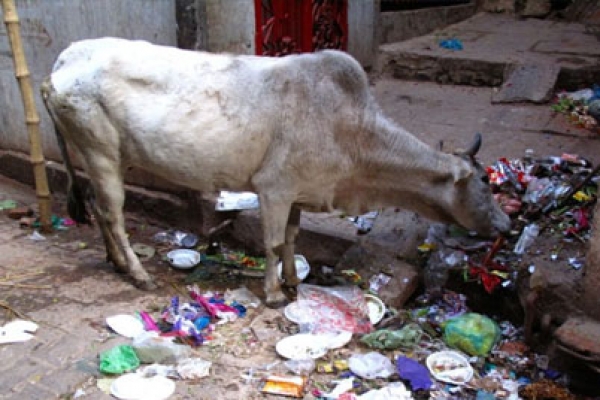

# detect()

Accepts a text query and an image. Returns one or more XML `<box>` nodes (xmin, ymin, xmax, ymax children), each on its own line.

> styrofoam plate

<box><xmin>166</xmin><ymin>249</ymin><xmax>201</xmax><ymax>269</ymax></box>
<box><xmin>426</xmin><ymin>350</ymin><xmax>473</xmax><ymax>385</ymax></box>
<box><xmin>364</xmin><ymin>294</ymin><xmax>386</xmax><ymax>325</ymax></box>
<box><xmin>276</xmin><ymin>334</ymin><xmax>328</xmax><ymax>360</ymax></box>
<box><xmin>110</xmin><ymin>373</ymin><xmax>175</xmax><ymax>400</ymax></box>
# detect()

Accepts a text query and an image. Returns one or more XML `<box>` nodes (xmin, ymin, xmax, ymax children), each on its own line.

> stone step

<box><xmin>377</xmin><ymin>12</ymin><xmax>600</xmax><ymax>91</ymax></box>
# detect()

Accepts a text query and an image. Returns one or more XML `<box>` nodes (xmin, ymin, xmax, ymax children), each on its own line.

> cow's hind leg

<box><xmin>259</xmin><ymin>193</ymin><xmax>293</xmax><ymax>308</ymax></box>
<box><xmin>83</xmin><ymin>155</ymin><xmax>156</xmax><ymax>290</ymax></box>
<box><xmin>281</xmin><ymin>205</ymin><xmax>302</xmax><ymax>288</ymax></box>
<box><xmin>89</xmin><ymin>193</ymin><xmax>128</xmax><ymax>272</ymax></box>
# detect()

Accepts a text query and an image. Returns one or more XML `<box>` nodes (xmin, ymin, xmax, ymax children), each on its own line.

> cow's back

<box><xmin>47</xmin><ymin>38</ymin><xmax>372</xmax><ymax>198</ymax></box>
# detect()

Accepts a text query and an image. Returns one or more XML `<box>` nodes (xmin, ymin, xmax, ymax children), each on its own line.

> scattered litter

<box><xmin>348</xmin><ymin>211</ymin><xmax>379</xmax><ymax>234</ymax></box>
<box><xmin>0</xmin><ymin>199</ymin><xmax>17</xmax><ymax>210</ymax></box>
<box><xmin>284</xmin><ymin>358</ymin><xmax>316</xmax><ymax>375</ymax></box>
<box><xmin>165</xmin><ymin>249</ymin><xmax>201</xmax><ymax>269</ymax></box>
<box><xmin>132</xmin><ymin>331</ymin><xmax>192</xmax><ymax>364</ymax></box>
<box><xmin>514</xmin><ymin>223</ymin><xmax>540</xmax><ymax>255</ymax></box>
<box><xmin>132</xmin><ymin>243</ymin><xmax>156</xmax><ymax>261</ymax></box>
<box><xmin>349</xmin><ymin>352</ymin><xmax>395</xmax><ymax>379</ymax></box>
<box><xmin>224</xmin><ymin>286</ymin><xmax>262</xmax><ymax>308</ymax></box>
<box><xmin>28</xmin><ymin>230</ymin><xmax>46</xmax><ymax>241</ymax></box>
<box><xmin>293</xmin><ymin>284</ymin><xmax>372</xmax><ymax>334</ymax></box>
<box><xmin>0</xmin><ymin>319</ymin><xmax>38</xmax><ymax>344</ymax></box>
<box><xmin>358</xmin><ymin>382</ymin><xmax>413</xmax><ymax>399</ymax></box>
<box><xmin>443</xmin><ymin>313</ymin><xmax>500</xmax><ymax>356</ymax></box>
<box><xmin>277</xmin><ymin>254</ymin><xmax>310</xmax><ymax>281</ymax></box>
<box><xmin>260</xmin><ymin>375</ymin><xmax>307</xmax><ymax>398</ymax></box>
<box><xmin>176</xmin><ymin>357</ymin><xmax>212</xmax><ymax>379</ymax></box>
<box><xmin>275</xmin><ymin>333</ymin><xmax>329</xmax><ymax>359</ymax></box>
<box><xmin>364</xmin><ymin>294</ymin><xmax>385</xmax><ymax>325</ymax></box>
<box><xmin>439</xmin><ymin>38</ymin><xmax>463</xmax><ymax>50</ymax></box>
<box><xmin>321</xmin><ymin>376</ymin><xmax>354</xmax><ymax>399</ymax></box>
<box><xmin>215</xmin><ymin>191</ymin><xmax>259</xmax><ymax>211</ymax></box>
<box><xmin>110</xmin><ymin>373</ymin><xmax>175</xmax><ymax>400</ymax></box>
<box><xmin>360</xmin><ymin>323</ymin><xmax>423</xmax><ymax>350</ymax></box>
<box><xmin>153</xmin><ymin>230</ymin><xmax>197</xmax><ymax>247</ymax></box>
<box><xmin>396</xmin><ymin>356</ymin><xmax>433</xmax><ymax>391</ymax></box>
<box><xmin>426</xmin><ymin>350</ymin><xmax>474</xmax><ymax>385</ymax></box>
<box><xmin>106</xmin><ymin>314</ymin><xmax>145</xmax><ymax>338</ymax></box>
<box><xmin>99</xmin><ymin>345</ymin><xmax>140</xmax><ymax>374</ymax></box>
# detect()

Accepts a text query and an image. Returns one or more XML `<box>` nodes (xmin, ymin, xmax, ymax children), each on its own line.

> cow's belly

<box><xmin>117</xmin><ymin>95</ymin><xmax>272</xmax><ymax>193</ymax></box>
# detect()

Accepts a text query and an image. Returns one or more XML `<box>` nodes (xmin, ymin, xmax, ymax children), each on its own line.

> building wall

<box><xmin>0</xmin><ymin>0</ymin><xmax>176</xmax><ymax>161</ymax></box>
<box><xmin>202</xmin><ymin>0</ymin><xmax>255</xmax><ymax>54</ymax></box>
<box><xmin>348</xmin><ymin>0</ymin><xmax>378</xmax><ymax>70</ymax></box>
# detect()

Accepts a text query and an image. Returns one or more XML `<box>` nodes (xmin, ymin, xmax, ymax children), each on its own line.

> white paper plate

<box><xmin>110</xmin><ymin>373</ymin><xmax>175</xmax><ymax>400</ymax></box>
<box><xmin>275</xmin><ymin>333</ymin><xmax>328</xmax><ymax>360</ymax></box>
<box><xmin>283</xmin><ymin>301</ymin><xmax>314</xmax><ymax>324</ymax></box>
<box><xmin>166</xmin><ymin>249</ymin><xmax>201</xmax><ymax>269</ymax></box>
<box><xmin>106</xmin><ymin>314</ymin><xmax>145</xmax><ymax>338</ymax></box>
<box><xmin>364</xmin><ymin>294</ymin><xmax>386</xmax><ymax>325</ymax></box>
<box><xmin>426</xmin><ymin>350</ymin><xmax>473</xmax><ymax>385</ymax></box>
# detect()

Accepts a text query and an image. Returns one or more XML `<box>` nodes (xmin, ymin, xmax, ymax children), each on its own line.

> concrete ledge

<box><xmin>0</xmin><ymin>150</ymin><xmax>355</xmax><ymax>264</ymax></box>
<box><xmin>379</xmin><ymin>3</ymin><xmax>477</xmax><ymax>44</ymax></box>
<box><xmin>378</xmin><ymin>13</ymin><xmax>600</xmax><ymax>90</ymax></box>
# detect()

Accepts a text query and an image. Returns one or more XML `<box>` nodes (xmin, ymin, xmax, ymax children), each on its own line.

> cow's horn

<box><xmin>464</xmin><ymin>133</ymin><xmax>482</xmax><ymax>157</ymax></box>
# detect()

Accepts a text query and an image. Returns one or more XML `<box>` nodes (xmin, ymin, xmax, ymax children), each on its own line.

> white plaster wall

<box><xmin>0</xmin><ymin>0</ymin><xmax>176</xmax><ymax>161</ymax></box>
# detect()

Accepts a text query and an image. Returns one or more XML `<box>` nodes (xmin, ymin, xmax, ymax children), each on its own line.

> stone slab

<box><xmin>492</xmin><ymin>64</ymin><xmax>561</xmax><ymax>104</ymax></box>
<box><xmin>335</xmin><ymin>241</ymin><xmax>420</xmax><ymax>310</ymax></box>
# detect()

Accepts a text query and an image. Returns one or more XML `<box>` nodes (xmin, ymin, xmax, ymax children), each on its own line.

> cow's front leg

<box><xmin>259</xmin><ymin>193</ymin><xmax>292</xmax><ymax>308</ymax></box>
<box><xmin>281</xmin><ymin>205</ymin><xmax>302</xmax><ymax>288</ymax></box>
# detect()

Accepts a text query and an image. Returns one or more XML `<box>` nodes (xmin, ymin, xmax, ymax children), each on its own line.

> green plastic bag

<box><xmin>99</xmin><ymin>345</ymin><xmax>140</xmax><ymax>374</ymax></box>
<box><xmin>443</xmin><ymin>313</ymin><xmax>500</xmax><ymax>356</ymax></box>
<box><xmin>360</xmin><ymin>324</ymin><xmax>423</xmax><ymax>350</ymax></box>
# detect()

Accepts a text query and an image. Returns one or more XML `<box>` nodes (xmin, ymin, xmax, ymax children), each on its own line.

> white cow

<box><xmin>42</xmin><ymin>38</ymin><xmax>510</xmax><ymax>307</ymax></box>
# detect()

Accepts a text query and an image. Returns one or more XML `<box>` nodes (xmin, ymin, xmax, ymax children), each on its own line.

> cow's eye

<box><xmin>481</xmin><ymin>175</ymin><xmax>490</xmax><ymax>184</ymax></box>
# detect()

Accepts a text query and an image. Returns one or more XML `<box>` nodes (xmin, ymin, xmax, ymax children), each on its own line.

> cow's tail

<box><xmin>40</xmin><ymin>77</ymin><xmax>91</xmax><ymax>225</ymax></box>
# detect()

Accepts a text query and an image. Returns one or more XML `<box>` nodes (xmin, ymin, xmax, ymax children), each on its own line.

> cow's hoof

<box><xmin>265</xmin><ymin>292</ymin><xmax>289</xmax><ymax>309</ymax></box>
<box><xmin>135</xmin><ymin>278</ymin><xmax>158</xmax><ymax>291</ymax></box>
<box><xmin>282</xmin><ymin>276</ymin><xmax>301</xmax><ymax>288</ymax></box>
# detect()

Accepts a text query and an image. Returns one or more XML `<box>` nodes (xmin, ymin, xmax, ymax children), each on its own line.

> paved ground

<box><xmin>1</xmin><ymin>12</ymin><xmax>600</xmax><ymax>400</ymax></box>
<box><xmin>379</xmin><ymin>12</ymin><xmax>600</xmax><ymax>88</ymax></box>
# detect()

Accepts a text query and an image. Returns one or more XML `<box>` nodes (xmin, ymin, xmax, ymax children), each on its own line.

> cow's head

<box><xmin>446</xmin><ymin>133</ymin><xmax>511</xmax><ymax>237</ymax></box>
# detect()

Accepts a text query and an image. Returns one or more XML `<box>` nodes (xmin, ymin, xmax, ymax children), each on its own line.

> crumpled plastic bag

<box><xmin>396</xmin><ymin>356</ymin><xmax>432</xmax><ymax>391</ymax></box>
<box><xmin>359</xmin><ymin>382</ymin><xmax>413</xmax><ymax>399</ymax></box>
<box><xmin>295</xmin><ymin>284</ymin><xmax>372</xmax><ymax>334</ymax></box>
<box><xmin>348</xmin><ymin>352</ymin><xmax>395</xmax><ymax>379</ymax></box>
<box><xmin>99</xmin><ymin>345</ymin><xmax>140</xmax><ymax>374</ymax></box>
<box><xmin>443</xmin><ymin>313</ymin><xmax>500</xmax><ymax>356</ymax></box>
<box><xmin>360</xmin><ymin>323</ymin><xmax>423</xmax><ymax>350</ymax></box>
<box><xmin>176</xmin><ymin>357</ymin><xmax>212</xmax><ymax>379</ymax></box>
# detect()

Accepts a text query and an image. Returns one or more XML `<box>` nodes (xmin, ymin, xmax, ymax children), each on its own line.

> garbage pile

<box><xmin>97</xmin><ymin>285</ymin><xmax>261</xmax><ymax>399</ymax></box>
<box><xmin>422</xmin><ymin>150</ymin><xmax>598</xmax><ymax>296</ymax></box>
<box><xmin>551</xmin><ymin>86</ymin><xmax>600</xmax><ymax>130</ymax></box>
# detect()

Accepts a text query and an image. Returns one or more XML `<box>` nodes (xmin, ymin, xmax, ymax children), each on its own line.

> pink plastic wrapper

<box><xmin>295</xmin><ymin>284</ymin><xmax>372</xmax><ymax>334</ymax></box>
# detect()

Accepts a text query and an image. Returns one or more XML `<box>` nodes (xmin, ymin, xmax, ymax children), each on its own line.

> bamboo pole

<box><xmin>2</xmin><ymin>0</ymin><xmax>52</xmax><ymax>232</ymax></box>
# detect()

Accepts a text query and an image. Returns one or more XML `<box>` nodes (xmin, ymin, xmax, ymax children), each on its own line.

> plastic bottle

<box><xmin>514</xmin><ymin>223</ymin><xmax>540</xmax><ymax>255</ymax></box>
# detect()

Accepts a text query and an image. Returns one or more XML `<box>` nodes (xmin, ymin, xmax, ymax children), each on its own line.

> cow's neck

<box><xmin>337</xmin><ymin>114</ymin><xmax>460</xmax><ymax>219</ymax></box>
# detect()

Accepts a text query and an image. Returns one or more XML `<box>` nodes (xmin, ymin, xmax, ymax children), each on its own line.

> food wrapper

<box><xmin>261</xmin><ymin>375</ymin><xmax>307</xmax><ymax>398</ymax></box>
